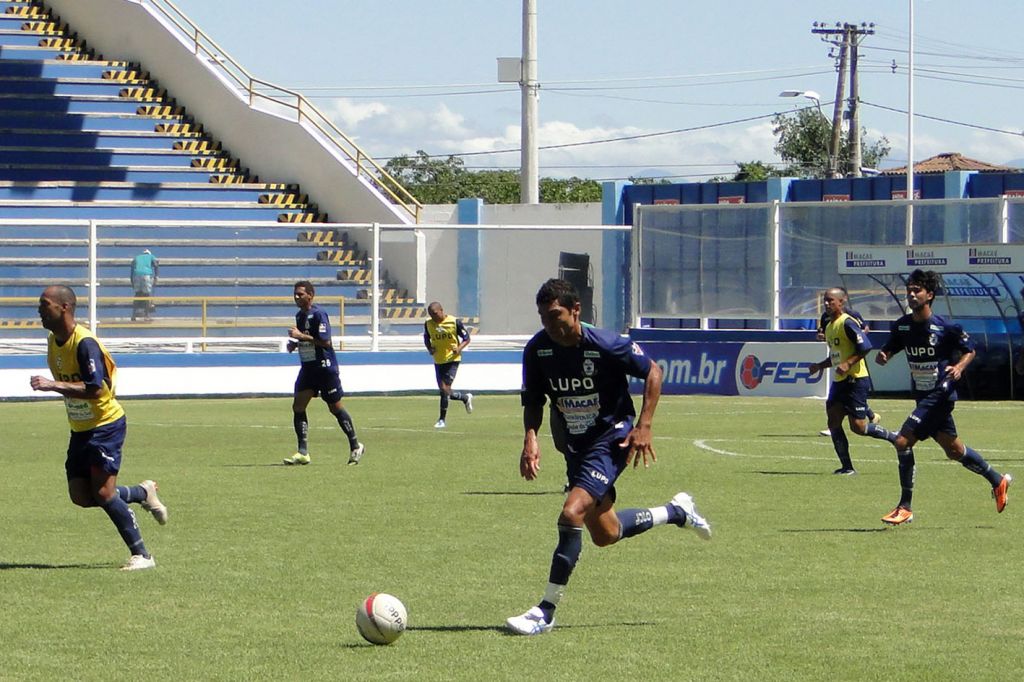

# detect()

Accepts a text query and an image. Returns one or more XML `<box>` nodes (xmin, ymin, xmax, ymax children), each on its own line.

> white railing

<box><xmin>142</xmin><ymin>0</ymin><xmax>423</xmax><ymax>222</ymax></box>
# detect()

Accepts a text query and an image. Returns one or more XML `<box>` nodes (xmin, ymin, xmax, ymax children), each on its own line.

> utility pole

<box><xmin>520</xmin><ymin>0</ymin><xmax>539</xmax><ymax>204</ymax></box>
<box><xmin>812</xmin><ymin>22</ymin><xmax>875</xmax><ymax>178</ymax></box>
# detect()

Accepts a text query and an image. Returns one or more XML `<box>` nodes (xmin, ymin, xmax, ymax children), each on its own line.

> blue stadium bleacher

<box><xmin>0</xmin><ymin>0</ymin><xmax>425</xmax><ymax>339</ymax></box>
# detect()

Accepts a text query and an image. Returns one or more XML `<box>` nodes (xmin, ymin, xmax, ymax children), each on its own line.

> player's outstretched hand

<box><xmin>621</xmin><ymin>425</ymin><xmax>656</xmax><ymax>469</ymax></box>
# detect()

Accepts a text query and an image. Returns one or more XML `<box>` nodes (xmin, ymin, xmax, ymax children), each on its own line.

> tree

<box><xmin>383</xmin><ymin>150</ymin><xmax>602</xmax><ymax>204</ymax></box>
<box><xmin>770</xmin><ymin>108</ymin><xmax>890</xmax><ymax>179</ymax></box>
<box><xmin>730</xmin><ymin>161</ymin><xmax>786</xmax><ymax>182</ymax></box>
<box><xmin>539</xmin><ymin>176</ymin><xmax>601</xmax><ymax>203</ymax></box>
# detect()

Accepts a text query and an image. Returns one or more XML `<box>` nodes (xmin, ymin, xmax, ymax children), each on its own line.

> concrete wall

<box><xmin>414</xmin><ymin>202</ymin><xmax>607</xmax><ymax>333</ymax></box>
<box><xmin>46</xmin><ymin>0</ymin><xmax>411</xmax><ymax>237</ymax></box>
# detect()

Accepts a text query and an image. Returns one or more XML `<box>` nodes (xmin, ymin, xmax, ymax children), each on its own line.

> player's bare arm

<box><xmin>521</xmin><ymin>403</ymin><xmax>544</xmax><ymax>480</ymax></box>
<box><xmin>622</xmin><ymin>361</ymin><xmax>662</xmax><ymax>468</ymax></box>
<box><xmin>945</xmin><ymin>349</ymin><xmax>975</xmax><ymax>381</ymax></box>
<box><xmin>288</xmin><ymin>326</ymin><xmax>331</xmax><ymax>349</ymax></box>
<box><xmin>29</xmin><ymin>375</ymin><xmax>99</xmax><ymax>399</ymax></box>
<box><xmin>835</xmin><ymin>353</ymin><xmax>865</xmax><ymax>377</ymax></box>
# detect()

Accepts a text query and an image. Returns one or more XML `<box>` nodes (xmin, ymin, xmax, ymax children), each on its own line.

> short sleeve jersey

<box><xmin>424</xmin><ymin>315</ymin><xmax>469</xmax><ymax>364</ymax></box>
<box><xmin>295</xmin><ymin>304</ymin><xmax>338</xmax><ymax>371</ymax></box>
<box><xmin>47</xmin><ymin>324</ymin><xmax>125</xmax><ymax>432</ymax></box>
<box><xmin>521</xmin><ymin>326</ymin><xmax>652</xmax><ymax>449</ymax></box>
<box><xmin>881</xmin><ymin>313</ymin><xmax>973</xmax><ymax>400</ymax></box>
<box><xmin>825</xmin><ymin>312</ymin><xmax>872</xmax><ymax>382</ymax></box>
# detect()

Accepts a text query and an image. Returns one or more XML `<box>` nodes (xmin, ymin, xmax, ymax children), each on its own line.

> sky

<box><xmin>168</xmin><ymin>0</ymin><xmax>1024</xmax><ymax>183</ymax></box>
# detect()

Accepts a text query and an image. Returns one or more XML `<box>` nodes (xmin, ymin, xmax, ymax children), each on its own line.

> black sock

<box><xmin>293</xmin><ymin>411</ymin><xmax>308</xmax><ymax>454</ymax></box>
<box><xmin>897</xmin><ymin>449</ymin><xmax>915</xmax><ymax>508</ymax></box>
<box><xmin>866</xmin><ymin>423</ymin><xmax>897</xmax><ymax>444</ymax></box>
<box><xmin>101</xmin><ymin>496</ymin><xmax>148</xmax><ymax>557</ymax></box>
<box><xmin>335</xmin><ymin>408</ymin><xmax>359</xmax><ymax>450</ymax></box>
<box><xmin>960</xmin><ymin>446</ymin><xmax>1003</xmax><ymax>487</ymax></box>
<box><xmin>439</xmin><ymin>392</ymin><xmax>448</xmax><ymax>421</ymax></box>
<box><xmin>831</xmin><ymin>429</ymin><xmax>853</xmax><ymax>470</ymax></box>
<box><xmin>450</xmin><ymin>391</ymin><xmax>464</xmax><ymax>402</ymax></box>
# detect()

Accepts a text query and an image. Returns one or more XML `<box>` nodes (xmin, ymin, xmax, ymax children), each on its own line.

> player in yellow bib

<box><xmin>423</xmin><ymin>302</ymin><xmax>473</xmax><ymax>428</ymax></box>
<box><xmin>30</xmin><ymin>285</ymin><xmax>168</xmax><ymax>571</ymax></box>
<box><xmin>810</xmin><ymin>287</ymin><xmax>896</xmax><ymax>474</ymax></box>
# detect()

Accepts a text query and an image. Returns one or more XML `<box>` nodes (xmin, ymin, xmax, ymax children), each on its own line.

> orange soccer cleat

<box><xmin>881</xmin><ymin>506</ymin><xmax>914</xmax><ymax>526</ymax></box>
<box><xmin>993</xmin><ymin>474</ymin><xmax>1012</xmax><ymax>513</ymax></box>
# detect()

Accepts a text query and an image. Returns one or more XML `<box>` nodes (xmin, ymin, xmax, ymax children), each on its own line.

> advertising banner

<box><xmin>734</xmin><ymin>342</ymin><xmax>829</xmax><ymax>398</ymax></box>
<box><xmin>637</xmin><ymin>341</ymin><xmax>827</xmax><ymax>398</ymax></box>
<box><xmin>838</xmin><ymin>244</ymin><xmax>1024</xmax><ymax>275</ymax></box>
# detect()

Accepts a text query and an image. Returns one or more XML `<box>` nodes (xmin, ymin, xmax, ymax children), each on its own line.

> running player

<box><xmin>809</xmin><ymin>287</ymin><xmax>897</xmax><ymax>474</ymax></box>
<box><xmin>30</xmin><ymin>285</ymin><xmax>168</xmax><ymax>571</ymax></box>
<box><xmin>423</xmin><ymin>301</ymin><xmax>473</xmax><ymax>429</ymax></box>
<box><xmin>283</xmin><ymin>281</ymin><xmax>364</xmax><ymax>466</ymax></box>
<box><xmin>814</xmin><ymin>289</ymin><xmax>881</xmax><ymax>436</ymax></box>
<box><xmin>505</xmin><ymin>278</ymin><xmax>711</xmax><ymax>636</ymax></box>
<box><xmin>875</xmin><ymin>269</ymin><xmax>1011</xmax><ymax>525</ymax></box>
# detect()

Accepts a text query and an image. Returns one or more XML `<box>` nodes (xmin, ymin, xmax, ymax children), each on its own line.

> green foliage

<box><xmin>539</xmin><ymin>176</ymin><xmax>602</xmax><ymax>203</ymax></box>
<box><xmin>2</xmin><ymin>395</ymin><xmax>1021</xmax><ymax>680</ymax></box>
<box><xmin>384</xmin><ymin>151</ymin><xmax>600</xmax><ymax>204</ymax></box>
<box><xmin>731</xmin><ymin>160</ymin><xmax>787</xmax><ymax>182</ymax></box>
<box><xmin>772</xmin><ymin>108</ymin><xmax>891</xmax><ymax>179</ymax></box>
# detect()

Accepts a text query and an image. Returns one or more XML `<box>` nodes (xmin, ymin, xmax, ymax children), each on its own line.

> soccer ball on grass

<box><xmin>355</xmin><ymin>593</ymin><xmax>407</xmax><ymax>645</ymax></box>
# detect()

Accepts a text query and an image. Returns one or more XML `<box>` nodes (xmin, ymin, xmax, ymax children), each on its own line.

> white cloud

<box><xmin>326</xmin><ymin>99</ymin><xmax>389</xmax><ymax>128</ymax></box>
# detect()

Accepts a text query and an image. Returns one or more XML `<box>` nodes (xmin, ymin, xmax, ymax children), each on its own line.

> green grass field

<box><xmin>1</xmin><ymin>394</ymin><xmax>1021</xmax><ymax>681</ymax></box>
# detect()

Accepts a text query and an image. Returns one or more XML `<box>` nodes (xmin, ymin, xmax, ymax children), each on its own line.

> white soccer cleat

<box><xmin>434</xmin><ymin>419</ymin><xmax>446</xmax><ymax>429</ymax></box>
<box><xmin>120</xmin><ymin>554</ymin><xmax>156</xmax><ymax>571</ymax></box>
<box><xmin>139</xmin><ymin>479</ymin><xmax>168</xmax><ymax>525</ymax></box>
<box><xmin>818</xmin><ymin>428</ymin><xmax>832</xmax><ymax>437</ymax></box>
<box><xmin>348</xmin><ymin>443</ymin><xmax>365</xmax><ymax>465</ymax></box>
<box><xmin>670</xmin><ymin>492</ymin><xmax>712</xmax><ymax>540</ymax></box>
<box><xmin>464</xmin><ymin>393</ymin><xmax>474</xmax><ymax>414</ymax></box>
<box><xmin>505</xmin><ymin>606</ymin><xmax>554</xmax><ymax>636</ymax></box>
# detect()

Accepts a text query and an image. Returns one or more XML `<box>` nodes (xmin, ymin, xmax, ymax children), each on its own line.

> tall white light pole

<box><xmin>521</xmin><ymin>0</ymin><xmax>539</xmax><ymax>204</ymax></box>
<box><xmin>906</xmin><ymin>0</ymin><xmax>915</xmax><ymax>244</ymax></box>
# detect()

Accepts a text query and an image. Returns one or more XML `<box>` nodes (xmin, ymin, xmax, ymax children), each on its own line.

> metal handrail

<box><xmin>145</xmin><ymin>0</ymin><xmax>423</xmax><ymax>223</ymax></box>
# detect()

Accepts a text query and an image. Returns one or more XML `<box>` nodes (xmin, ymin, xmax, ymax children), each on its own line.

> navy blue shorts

<box><xmin>295</xmin><ymin>365</ymin><xmax>343</xmax><ymax>404</ymax></box>
<box><xmin>434</xmin><ymin>361</ymin><xmax>460</xmax><ymax>387</ymax></box>
<box><xmin>564</xmin><ymin>420</ymin><xmax>633</xmax><ymax>503</ymax></box>
<box><xmin>902</xmin><ymin>389</ymin><xmax>957</xmax><ymax>441</ymax></box>
<box><xmin>826</xmin><ymin>377</ymin><xmax>871</xmax><ymax>419</ymax></box>
<box><xmin>65</xmin><ymin>416</ymin><xmax>126</xmax><ymax>480</ymax></box>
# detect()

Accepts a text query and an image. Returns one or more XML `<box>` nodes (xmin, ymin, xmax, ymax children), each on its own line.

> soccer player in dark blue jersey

<box><xmin>809</xmin><ymin>287</ymin><xmax>897</xmax><ymax>475</ymax></box>
<box><xmin>505</xmin><ymin>279</ymin><xmax>712</xmax><ymax>636</ymax></box>
<box><xmin>283</xmin><ymin>281</ymin><xmax>364</xmax><ymax>466</ymax></box>
<box><xmin>875</xmin><ymin>270</ymin><xmax>1011</xmax><ymax>525</ymax></box>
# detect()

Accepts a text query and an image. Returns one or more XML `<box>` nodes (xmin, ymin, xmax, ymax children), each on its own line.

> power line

<box><xmin>861</xmin><ymin>100</ymin><xmax>1024</xmax><ymax>136</ymax></box>
<box><xmin>379</xmin><ymin>109</ymin><xmax>791</xmax><ymax>160</ymax></box>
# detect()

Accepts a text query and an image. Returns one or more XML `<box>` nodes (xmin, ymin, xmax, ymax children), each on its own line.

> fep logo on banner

<box><xmin>735</xmin><ymin>343</ymin><xmax>828</xmax><ymax>398</ymax></box>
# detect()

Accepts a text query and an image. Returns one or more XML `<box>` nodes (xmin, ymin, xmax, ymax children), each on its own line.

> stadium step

<box><xmin>0</xmin><ymin>130</ymin><xmax>218</xmax><ymax>150</ymax></box>
<box><xmin>0</xmin><ymin>181</ymin><xmax>300</xmax><ymax>203</ymax></box>
<box><xmin>0</xmin><ymin>0</ymin><xmax>417</xmax><ymax>340</ymax></box>
<box><xmin>0</xmin><ymin>201</ymin><xmax>316</xmax><ymax>220</ymax></box>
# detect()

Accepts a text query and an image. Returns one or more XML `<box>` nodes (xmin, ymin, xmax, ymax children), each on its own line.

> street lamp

<box><xmin>779</xmin><ymin>89</ymin><xmax>823</xmax><ymax>117</ymax></box>
<box><xmin>779</xmin><ymin>90</ymin><xmax>831</xmax><ymax>176</ymax></box>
